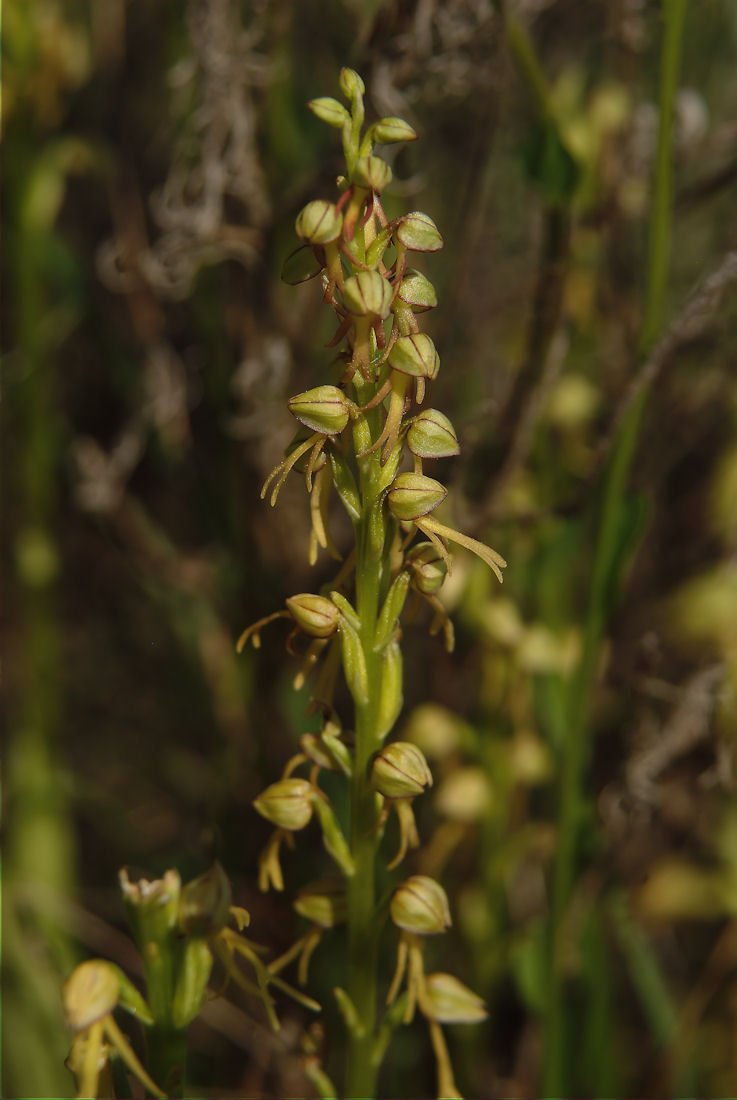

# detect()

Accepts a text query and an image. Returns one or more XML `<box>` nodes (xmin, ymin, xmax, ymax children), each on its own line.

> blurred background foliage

<box><xmin>3</xmin><ymin>1</ymin><xmax>737</xmax><ymax>1097</ymax></box>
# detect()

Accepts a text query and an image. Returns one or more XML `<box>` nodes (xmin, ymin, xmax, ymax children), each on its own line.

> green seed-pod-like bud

<box><xmin>339</xmin><ymin>67</ymin><xmax>365</xmax><ymax>98</ymax></box>
<box><xmin>286</xmin><ymin>593</ymin><xmax>341</xmax><ymax>638</ymax></box>
<box><xmin>387</xmin><ymin>473</ymin><xmax>447</xmax><ymax>521</ymax></box>
<box><xmin>342</xmin><ymin>270</ymin><xmax>393</xmax><ymax>319</ymax></box>
<box><xmin>294</xmin><ymin>877</ymin><xmax>348</xmax><ymax>928</ymax></box>
<box><xmin>288</xmin><ymin>385</ymin><xmax>352</xmax><ymax>436</ymax></box>
<box><xmin>395</xmin><ymin>211</ymin><xmax>444</xmax><ymax>252</ymax></box>
<box><xmin>308</xmin><ymin>96</ymin><xmax>351</xmax><ymax>128</ymax></box>
<box><xmin>178</xmin><ymin>862</ymin><xmax>232</xmax><ymax>937</ymax></box>
<box><xmin>407</xmin><ymin>409</ymin><xmax>460</xmax><ymax>460</ymax></box>
<box><xmin>63</xmin><ymin>960</ymin><xmax>120</xmax><ymax>1031</ymax></box>
<box><xmin>390</xmin><ymin>874</ymin><xmax>451</xmax><ymax>935</ymax></box>
<box><xmin>371</xmin><ymin>116</ymin><xmax>418</xmax><ymax>144</ymax></box>
<box><xmin>397</xmin><ymin>268</ymin><xmax>438</xmax><ymax>311</ymax></box>
<box><xmin>353</xmin><ymin>155</ymin><xmax>393</xmax><ymax>193</ymax></box>
<box><xmin>253</xmin><ymin>777</ymin><xmax>314</xmax><ymax>831</ymax></box>
<box><xmin>405</xmin><ymin>541</ymin><xmax>448</xmax><ymax>596</ymax></box>
<box><xmin>376</xmin><ymin>639</ymin><xmax>403</xmax><ymax>741</ymax></box>
<box><xmin>388</xmin><ymin>333</ymin><xmax>439</xmax><ymax>379</ymax></box>
<box><xmin>295</xmin><ymin>200</ymin><xmax>343</xmax><ymax>245</ymax></box>
<box><xmin>171</xmin><ymin>937</ymin><xmax>214</xmax><ymax>1028</ymax></box>
<box><xmin>371</xmin><ymin>741</ymin><xmax>432</xmax><ymax>799</ymax></box>
<box><xmin>422</xmin><ymin>972</ymin><xmax>488</xmax><ymax>1024</ymax></box>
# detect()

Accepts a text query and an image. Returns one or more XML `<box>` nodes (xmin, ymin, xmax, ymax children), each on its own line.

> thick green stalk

<box><xmin>543</xmin><ymin>2</ymin><xmax>688</xmax><ymax>1093</ymax></box>
<box><xmin>345</xmin><ymin>439</ymin><xmax>387</xmax><ymax>1099</ymax></box>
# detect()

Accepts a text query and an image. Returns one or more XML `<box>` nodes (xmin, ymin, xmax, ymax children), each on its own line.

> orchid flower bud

<box><xmin>387</xmin><ymin>473</ymin><xmax>447</xmax><ymax>521</ymax></box>
<box><xmin>390</xmin><ymin>874</ymin><xmax>451</xmax><ymax>935</ymax></box>
<box><xmin>397</xmin><ymin>268</ymin><xmax>438</xmax><ymax>311</ymax></box>
<box><xmin>288</xmin><ymin>386</ymin><xmax>353</xmax><ymax>435</ymax></box>
<box><xmin>371</xmin><ymin>741</ymin><xmax>433</xmax><ymax>799</ymax></box>
<box><xmin>339</xmin><ymin>67</ymin><xmax>365</xmax><ymax>98</ymax></box>
<box><xmin>295</xmin><ymin>200</ymin><xmax>343</xmax><ymax>245</ymax></box>
<box><xmin>63</xmin><ymin>960</ymin><xmax>120</xmax><ymax>1031</ymax></box>
<box><xmin>286</xmin><ymin>593</ymin><xmax>341</xmax><ymax>638</ymax></box>
<box><xmin>177</xmin><ymin>862</ymin><xmax>232</xmax><ymax>936</ymax></box>
<box><xmin>421</xmin><ymin>972</ymin><xmax>488</xmax><ymax>1024</ymax></box>
<box><xmin>308</xmin><ymin>96</ymin><xmax>350</xmax><ymax>129</ymax></box>
<box><xmin>294</xmin><ymin>877</ymin><xmax>348</xmax><ymax>928</ymax></box>
<box><xmin>407</xmin><ymin>409</ymin><xmax>460</xmax><ymax>459</ymax></box>
<box><xmin>371</xmin><ymin>117</ymin><xmax>417</xmax><ymax>144</ymax></box>
<box><xmin>353</xmin><ymin>155</ymin><xmax>392</xmax><ymax>193</ymax></box>
<box><xmin>253</xmin><ymin>778</ymin><xmax>314</xmax><ymax>831</ymax></box>
<box><xmin>405</xmin><ymin>542</ymin><xmax>448</xmax><ymax>595</ymax></box>
<box><xmin>342</xmin><ymin>270</ymin><xmax>393</xmax><ymax>319</ymax></box>
<box><xmin>394</xmin><ymin>211</ymin><xmax>444</xmax><ymax>252</ymax></box>
<box><xmin>388</xmin><ymin>333</ymin><xmax>439</xmax><ymax>379</ymax></box>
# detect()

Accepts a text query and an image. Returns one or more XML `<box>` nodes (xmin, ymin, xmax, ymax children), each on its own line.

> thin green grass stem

<box><xmin>543</xmin><ymin>2</ymin><xmax>688</xmax><ymax>1093</ymax></box>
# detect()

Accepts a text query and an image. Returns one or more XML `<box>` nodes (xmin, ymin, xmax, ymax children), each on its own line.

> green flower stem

<box><xmin>543</xmin><ymin>2</ymin><xmax>688</xmax><ymax>1093</ymax></box>
<box><xmin>345</xmin><ymin>432</ymin><xmax>389</xmax><ymax>1099</ymax></box>
<box><xmin>145</xmin><ymin>1025</ymin><xmax>187</xmax><ymax>1100</ymax></box>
